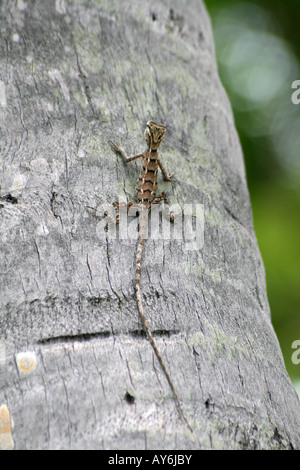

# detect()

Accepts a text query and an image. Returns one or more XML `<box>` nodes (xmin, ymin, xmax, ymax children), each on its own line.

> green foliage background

<box><xmin>205</xmin><ymin>0</ymin><xmax>300</xmax><ymax>391</ymax></box>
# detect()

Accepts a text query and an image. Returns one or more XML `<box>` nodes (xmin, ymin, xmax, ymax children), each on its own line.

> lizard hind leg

<box><xmin>151</xmin><ymin>191</ymin><xmax>176</xmax><ymax>223</ymax></box>
<box><xmin>152</xmin><ymin>192</ymin><xmax>195</xmax><ymax>226</ymax></box>
<box><xmin>112</xmin><ymin>201</ymin><xmax>134</xmax><ymax>224</ymax></box>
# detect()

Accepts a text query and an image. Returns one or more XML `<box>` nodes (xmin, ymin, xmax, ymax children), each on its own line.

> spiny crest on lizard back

<box><xmin>144</xmin><ymin>121</ymin><xmax>166</xmax><ymax>150</ymax></box>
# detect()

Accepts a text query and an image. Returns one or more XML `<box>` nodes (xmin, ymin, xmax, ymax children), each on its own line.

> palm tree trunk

<box><xmin>0</xmin><ymin>0</ymin><xmax>299</xmax><ymax>449</ymax></box>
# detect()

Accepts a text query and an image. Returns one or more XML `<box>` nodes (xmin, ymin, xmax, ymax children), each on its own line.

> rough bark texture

<box><xmin>0</xmin><ymin>0</ymin><xmax>299</xmax><ymax>450</ymax></box>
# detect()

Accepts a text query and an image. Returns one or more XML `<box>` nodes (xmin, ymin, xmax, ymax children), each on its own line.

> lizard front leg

<box><xmin>157</xmin><ymin>158</ymin><xmax>175</xmax><ymax>182</ymax></box>
<box><xmin>109</xmin><ymin>140</ymin><xmax>145</xmax><ymax>163</ymax></box>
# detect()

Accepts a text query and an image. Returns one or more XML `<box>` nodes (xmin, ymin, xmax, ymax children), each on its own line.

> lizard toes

<box><xmin>108</xmin><ymin>140</ymin><xmax>121</xmax><ymax>151</ymax></box>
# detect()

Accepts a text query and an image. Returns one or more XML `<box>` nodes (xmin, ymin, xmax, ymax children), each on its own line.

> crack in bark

<box><xmin>37</xmin><ymin>328</ymin><xmax>179</xmax><ymax>346</ymax></box>
<box><xmin>34</xmin><ymin>239</ymin><xmax>41</xmax><ymax>278</ymax></box>
<box><xmin>74</xmin><ymin>46</ymin><xmax>96</xmax><ymax>117</ymax></box>
<box><xmin>37</xmin><ymin>330</ymin><xmax>111</xmax><ymax>345</ymax></box>
<box><xmin>86</xmin><ymin>253</ymin><xmax>93</xmax><ymax>283</ymax></box>
<box><xmin>130</xmin><ymin>329</ymin><xmax>180</xmax><ymax>338</ymax></box>
<box><xmin>0</xmin><ymin>194</ymin><xmax>18</xmax><ymax>204</ymax></box>
<box><xmin>50</xmin><ymin>189</ymin><xmax>63</xmax><ymax>227</ymax></box>
<box><xmin>64</xmin><ymin>152</ymin><xmax>69</xmax><ymax>191</ymax></box>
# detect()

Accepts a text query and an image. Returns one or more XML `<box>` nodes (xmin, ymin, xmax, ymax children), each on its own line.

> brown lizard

<box><xmin>109</xmin><ymin>121</ymin><xmax>192</xmax><ymax>432</ymax></box>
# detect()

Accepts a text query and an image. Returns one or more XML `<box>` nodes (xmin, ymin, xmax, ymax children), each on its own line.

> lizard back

<box><xmin>136</xmin><ymin>149</ymin><xmax>159</xmax><ymax>207</ymax></box>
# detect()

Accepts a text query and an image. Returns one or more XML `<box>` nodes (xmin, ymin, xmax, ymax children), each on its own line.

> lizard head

<box><xmin>144</xmin><ymin>121</ymin><xmax>166</xmax><ymax>150</ymax></box>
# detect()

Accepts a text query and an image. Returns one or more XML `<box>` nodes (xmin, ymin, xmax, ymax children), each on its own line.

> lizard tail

<box><xmin>135</xmin><ymin>226</ymin><xmax>193</xmax><ymax>433</ymax></box>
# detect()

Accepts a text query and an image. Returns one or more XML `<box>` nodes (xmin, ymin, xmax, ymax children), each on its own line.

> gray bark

<box><xmin>0</xmin><ymin>0</ymin><xmax>299</xmax><ymax>450</ymax></box>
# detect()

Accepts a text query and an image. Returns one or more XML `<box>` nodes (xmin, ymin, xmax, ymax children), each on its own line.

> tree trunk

<box><xmin>0</xmin><ymin>0</ymin><xmax>299</xmax><ymax>450</ymax></box>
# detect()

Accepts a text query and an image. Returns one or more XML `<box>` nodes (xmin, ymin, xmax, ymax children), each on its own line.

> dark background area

<box><xmin>204</xmin><ymin>0</ymin><xmax>300</xmax><ymax>392</ymax></box>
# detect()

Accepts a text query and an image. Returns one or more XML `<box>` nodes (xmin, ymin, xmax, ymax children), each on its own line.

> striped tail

<box><xmin>135</xmin><ymin>213</ymin><xmax>193</xmax><ymax>433</ymax></box>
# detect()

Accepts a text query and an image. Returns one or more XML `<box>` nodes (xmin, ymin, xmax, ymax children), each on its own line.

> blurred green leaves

<box><xmin>205</xmin><ymin>0</ymin><xmax>300</xmax><ymax>385</ymax></box>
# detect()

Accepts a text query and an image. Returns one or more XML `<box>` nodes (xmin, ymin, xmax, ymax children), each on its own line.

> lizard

<box><xmin>109</xmin><ymin>121</ymin><xmax>192</xmax><ymax>433</ymax></box>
